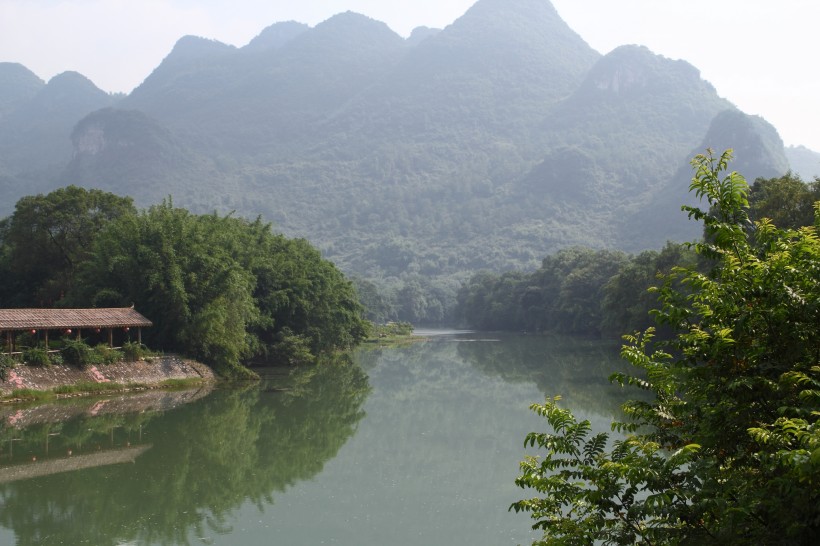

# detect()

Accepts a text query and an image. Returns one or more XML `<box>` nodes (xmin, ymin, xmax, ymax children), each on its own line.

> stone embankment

<box><xmin>0</xmin><ymin>355</ymin><xmax>215</xmax><ymax>397</ymax></box>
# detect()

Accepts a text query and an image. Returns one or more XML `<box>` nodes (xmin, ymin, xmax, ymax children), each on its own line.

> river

<box><xmin>0</xmin><ymin>331</ymin><xmax>631</xmax><ymax>545</ymax></box>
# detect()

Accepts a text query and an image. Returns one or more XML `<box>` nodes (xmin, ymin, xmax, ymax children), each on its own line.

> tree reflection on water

<box><xmin>0</xmin><ymin>356</ymin><xmax>370</xmax><ymax>546</ymax></box>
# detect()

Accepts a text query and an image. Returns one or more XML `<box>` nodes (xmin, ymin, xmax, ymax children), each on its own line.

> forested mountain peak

<box><xmin>164</xmin><ymin>35</ymin><xmax>236</xmax><ymax>63</ymax></box>
<box><xmin>0</xmin><ymin>62</ymin><xmax>44</xmax><ymax>118</ymax></box>
<box><xmin>0</xmin><ymin>70</ymin><xmax>113</xmax><ymax>175</ymax></box>
<box><xmin>340</xmin><ymin>0</ymin><xmax>598</xmax><ymax>142</ymax></box>
<box><xmin>544</xmin><ymin>43</ymin><xmax>732</xmax><ymax>161</ymax></box>
<box><xmin>422</xmin><ymin>0</ymin><xmax>598</xmax><ymax>78</ymax></box>
<box><xmin>125</xmin><ymin>36</ymin><xmax>236</xmax><ymax>115</ymax></box>
<box><xmin>630</xmin><ymin>109</ymin><xmax>790</xmax><ymax>249</ymax></box>
<box><xmin>578</xmin><ymin>45</ymin><xmax>708</xmax><ymax>97</ymax></box>
<box><xmin>243</xmin><ymin>21</ymin><xmax>310</xmax><ymax>52</ymax></box>
<box><xmin>282</xmin><ymin>11</ymin><xmax>405</xmax><ymax>58</ymax></box>
<box><xmin>699</xmin><ymin>109</ymin><xmax>789</xmax><ymax>179</ymax></box>
<box><xmin>457</xmin><ymin>0</ymin><xmax>565</xmax><ymax>27</ymax></box>
<box><xmin>36</xmin><ymin>71</ymin><xmax>110</xmax><ymax>107</ymax></box>
<box><xmin>406</xmin><ymin>26</ymin><xmax>441</xmax><ymax>46</ymax></box>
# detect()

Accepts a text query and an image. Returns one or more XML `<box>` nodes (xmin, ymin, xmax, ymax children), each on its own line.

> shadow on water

<box><xmin>0</xmin><ymin>356</ymin><xmax>370</xmax><ymax>546</ymax></box>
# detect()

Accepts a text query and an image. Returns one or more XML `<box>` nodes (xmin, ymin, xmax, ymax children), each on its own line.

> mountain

<box><xmin>0</xmin><ymin>0</ymin><xmax>795</xmax><ymax>321</ymax></box>
<box><xmin>61</xmin><ymin>108</ymin><xmax>229</xmax><ymax>211</ymax></box>
<box><xmin>242</xmin><ymin>21</ymin><xmax>310</xmax><ymax>52</ymax></box>
<box><xmin>0</xmin><ymin>71</ymin><xmax>114</xmax><ymax>198</ymax></box>
<box><xmin>0</xmin><ymin>63</ymin><xmax>44</xmax><ymax>120</ymax></box>
<box><xmin>786</xmin><ymin>145</ymin><xmax>820</xmax><ymax>179</ymax></box>
<box><xmin>630</xmin><ymin>109</ymin><xmax>790</xmax><ymax>247</ymax></box>
<box><xmin>512</xmin><ymin>45</ymin><xmax>734</xmax><ymax>250</ymax></box>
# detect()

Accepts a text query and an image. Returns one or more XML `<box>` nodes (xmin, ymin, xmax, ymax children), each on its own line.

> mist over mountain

<box><xmin>0</xmin><ymin>63</ymin><xmax>44</xmax><ymax>119</ymax></box>
<box><xmin>786</xmin><ymin>146</ymin><xmax>820</xmax><ymax>180</ymax></box>
<box><xmin>0</xmin><ymin>0</ymin><xmax>804</xmax><ymax>321</ymax></box>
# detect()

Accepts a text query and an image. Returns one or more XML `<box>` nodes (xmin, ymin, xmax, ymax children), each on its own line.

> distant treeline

<box><xmin>0</xmin><ymin>186</ymin><xmax>368</xmax><ymax>376</ymax></box>
<box><xmin>454</xmin><ymin>172</ymin><xmax>820</xmax><ymax>336</ymax></box>
<box><xmin>455</xmin><ymin>243</ymin><xmax>693</xmax><ymax>336</ymax></box>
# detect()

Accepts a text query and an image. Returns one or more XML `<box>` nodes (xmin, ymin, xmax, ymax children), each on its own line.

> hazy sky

<box><xmin>1</xmin><ymin>0</ymin><xmax>818</xmax><ymax>151</ymax></box>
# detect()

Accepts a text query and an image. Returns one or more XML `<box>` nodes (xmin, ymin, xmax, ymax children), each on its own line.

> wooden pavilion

<box><xmin>0</xmin><ymin>308</ymin><xmax>152</xmax><ymax>354</ymax></box>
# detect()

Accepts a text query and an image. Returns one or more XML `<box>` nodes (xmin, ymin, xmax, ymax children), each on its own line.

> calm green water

<box><xmin>0</xmin><ymin>332</ymin><xmax>629</xmax><ymax>545</ymax></box>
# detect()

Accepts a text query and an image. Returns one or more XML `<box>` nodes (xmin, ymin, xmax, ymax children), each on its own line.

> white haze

<box><xmin>0</xmin><ymin>0</ymin><xmax>818</xmax><ymax>151</ymax></box>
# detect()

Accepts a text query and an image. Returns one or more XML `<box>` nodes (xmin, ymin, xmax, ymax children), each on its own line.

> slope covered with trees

<box><xmin>0</xmin><ymin>187</ymin><xmax>368</xmax><ymax>376</ymax></box>
<box><xmin>456</xmin><ymin>169</ymin><xmax>820</xmax><ymax>337</ymax></box>
<box><xmin>0</xmin><ymin>0</ymin><xmax>808</xmax><ymax>323</ymax></box>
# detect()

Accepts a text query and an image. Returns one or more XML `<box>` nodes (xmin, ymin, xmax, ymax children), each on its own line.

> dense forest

<box><xmin>0</xmin><ymin>186</ymin><xmax>368</xmax><ymax>376</ymax></box>
<box><xmin>2</xmin><ymin>0</ymin><xmax>818</xmax><ymax>323</ymax></box>
<box><xmin>456</xmin><ymin>171</ymin><xmax>820</xmax><ymax>336</ymax></box>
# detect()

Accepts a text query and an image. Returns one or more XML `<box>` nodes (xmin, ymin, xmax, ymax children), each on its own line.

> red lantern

<box><xmin>123</xmin><ymin>327</ymin><xmax>130</xmax><ymax>332</ymax></box>
<box><xmin>30</xmin><ymin>329</ymin><xmax>36</xmax><ymax>335</ymax></box>
<box><xmin>65</xmin><ymin>329</ymin><xmax>72</xmax><ymax>335</ymax></box>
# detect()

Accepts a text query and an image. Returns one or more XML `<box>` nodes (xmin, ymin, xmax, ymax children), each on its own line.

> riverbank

<box><xmin>0</xmin><ymin>355</ymin><xmax>215</xmax><ymax>402</ymax></box>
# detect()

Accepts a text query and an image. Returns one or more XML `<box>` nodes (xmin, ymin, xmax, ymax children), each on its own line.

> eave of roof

<box><xmin>0</xmin><ymin>308</ymin><xmax>152</xmax><ymax>331</ymax></box>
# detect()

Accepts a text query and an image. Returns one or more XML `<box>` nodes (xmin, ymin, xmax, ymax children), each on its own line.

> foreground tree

<box><xmin>512</xmin><ymin>150</ymin><xmax>820</xmax><ymax>544</ymax></box>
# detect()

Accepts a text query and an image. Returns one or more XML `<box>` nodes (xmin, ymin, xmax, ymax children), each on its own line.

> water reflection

<box><xmin>0</xmin><ymin>334</ymin><xmax>630</xmax><ymax>545</ymax></box>
<box><xmin>455</xmin><ymin>332</ymin><xmax>631</xmax><ymax>418</ymax></box>
<box><xmin>0</xmin><ymin>357</ymin><xmax>369</xmax><ymax>546</ymax></box>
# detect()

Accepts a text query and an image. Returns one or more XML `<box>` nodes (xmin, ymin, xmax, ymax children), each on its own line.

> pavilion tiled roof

<box><xmin>0</xmin><ymin>308</ymin><xmax>152</xmax><ymax>331</ymax></box>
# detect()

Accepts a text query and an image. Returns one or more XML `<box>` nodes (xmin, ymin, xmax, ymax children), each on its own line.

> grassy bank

<box><xmin>1</xmin><ymin>377</ymin><xmax>208</xmax><ymax>404</ymax></box>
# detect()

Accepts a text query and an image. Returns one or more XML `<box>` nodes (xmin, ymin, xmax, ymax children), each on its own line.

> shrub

<box><xmin>0</xmin><ymin>353</ymin><xmax>15</xmax><ymax>381</ymax></box>
<box><xmin>93</xmin><ymin>344</ymin><xmax>122</xmax><ymax>365</ymax></box>
<box><xmin>61</xmin><ymin>339</ymin><xmax>93</xmax><ymax>369</ymax></box>
<box><xmin>22</xmin><ymin>347</ymin><xmax>50</xmax><ymax>367</ymax></box>
<box><xmin>121</xmin><ymin>341</ymin><xmax>147</xmax><ymax>362</ymax></box>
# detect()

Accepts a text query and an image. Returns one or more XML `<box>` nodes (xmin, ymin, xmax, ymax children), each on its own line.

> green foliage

<box><xmin>68</xmin><ymin>200</ymin><xmax>367</xmax><ymax>374</ymax></box>
<box><xmin>457</xmin><ymin>245</ymin><xmax>695</xmax><ymax>336</ymax></box>
<box><xmin>0</xmin><ymin>353</ymin><xmax>15</xmax><ymax>380</ymax></box>
<box><xmin>93</xmin><ymin>344</ymin><xmax>122</xmax><ymax>365</ymax></box>
<box><xmin>0</xmin><ymin>185</ymin><xmax>135</xmax><ymax>306</ymax></box>
<box><xmin>511</xmin><ymin>395</ymin><xmax>701</xmax><ymax>545</ymax></box>
<box><xmin>50</xmin><ymin>381</ymin><xmax>130</xmax><ymax>394</ymax></box>
<box><xmin>121</xmin><ymin>341</ymin><xmax>146</xmax><ymax>362</ymax></box>
<box><xmin>21</xmin><ymin>347</ymin><xmax>50</xmax><ymax>367</ymax></box>
<box><xmin>48</xmin><ymin>352</ymin><xmax>64</xmax><ymax>366</ymax></box>
<box><xmin>60</xmin><ymin>339</ymin><xmax>94</xmax><ymax>369</ymax></box>
<box><xmin>748</xmin><ymin>172</ymin><xmax>820</xmax><ymax>229</ymax></box>
<box><xmin>513</xmin><ymin>150</ymin><xmax>820</xmax><ymax>544</ymax></box>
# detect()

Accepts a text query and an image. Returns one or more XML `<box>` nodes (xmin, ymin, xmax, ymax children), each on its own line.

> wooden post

<box><xmin>138</xmin><ymin>328</ymin><xmax>142</xmax><ymax>345</ymax></box>
<box><xmin>77</xmin><ymin>329</ymin><xmax>81</xmax><ymax>341</ymax></box>
<box><xmin>5</xmin><ymin>331</ymin><xmax>10</xmax><ymax>355</ymax></box>
<box><xmin>45</xmin><ymin>330</ymin><xmax>49</xmax><ymax>351</ymax></box>
<box><xmin>108</xmin><ymin>328</ymin><xmax>113</xmax><ymax>348</ymax></box>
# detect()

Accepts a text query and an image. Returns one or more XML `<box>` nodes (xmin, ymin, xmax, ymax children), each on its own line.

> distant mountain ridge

<box><xmin>0</xmin><ymin>0</ymin><xmax>803</xmax><ymax>290</ymax></box>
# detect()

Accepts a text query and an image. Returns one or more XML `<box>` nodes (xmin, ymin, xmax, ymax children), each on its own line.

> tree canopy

<box><xmin>512</xmin><ymin>150</ymin><xmax>820</xmax><ymax>544</ymax></box>
<box><xmin>0</xmin><ymin>188</ymin><xmax>368</xmax><ymax>376</ymax></box>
